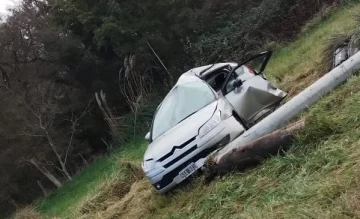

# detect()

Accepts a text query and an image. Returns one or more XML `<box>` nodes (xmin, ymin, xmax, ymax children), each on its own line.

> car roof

<box><xmin>175</xmin><ymin>62</ymin><xmax>237</xmax><ymax>86</ymax></box>
<box><xmin>188</xmin><ymin>62</ymin><xmax>237</xmax><ymax>77</ymax></box>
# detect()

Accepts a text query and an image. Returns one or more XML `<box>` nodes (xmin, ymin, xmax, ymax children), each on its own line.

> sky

<box><xmin>0</xmin><ymin>0</ymin><xmax>21</xmax><ymax>16</ymax></box>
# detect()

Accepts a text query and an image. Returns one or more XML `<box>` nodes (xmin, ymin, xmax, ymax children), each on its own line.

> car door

<box><xmin>221</xmin><ymin>51</ymin><xmax>287</xmax><ymax>125</ymax></box>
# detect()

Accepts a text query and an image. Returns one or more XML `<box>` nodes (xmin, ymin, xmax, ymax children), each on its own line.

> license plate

<box><xmin>179</xmin><ymin>163</ymin><xmax>198</xmax><ymax>179</ymax></box>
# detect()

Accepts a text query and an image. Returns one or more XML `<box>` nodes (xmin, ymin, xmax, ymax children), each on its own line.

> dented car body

<box><xmin>142</xmin><ymin>51</ymin><xmax>287</xmax><ymax>193</ymax></box>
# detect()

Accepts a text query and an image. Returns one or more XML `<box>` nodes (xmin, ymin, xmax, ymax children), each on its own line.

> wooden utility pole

<box><xmin>205</xmin><ymin>120</ymin><xmax>306</xmax><ymax>181</ymax></box>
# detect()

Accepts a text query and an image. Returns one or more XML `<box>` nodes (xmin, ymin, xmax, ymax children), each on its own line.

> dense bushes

<box><xmin>193</xmin><ymin>0</ymin><xmax>348</xmax><ymax>64</ymax></box>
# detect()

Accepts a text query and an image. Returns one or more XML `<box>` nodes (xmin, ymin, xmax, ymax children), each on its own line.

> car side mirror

<box><xmin>233</xmin><ymin>79</ymin><xmax>243</xmax><ymax>88</ymax></box>
<box><xmin>145</xmin><ymin>132</ymin><xmax>151</xmax><ymax>141</ymax></box>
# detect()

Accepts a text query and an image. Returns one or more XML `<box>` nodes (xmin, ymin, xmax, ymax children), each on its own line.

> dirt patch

<box><xmin>78</xmin><ymin>161</ymin><xmax>157</xmax><ymax>219</ymax></box>
<box><xmin>79</xmin><ymin>179</ymin><xmax>133</xmax><ymax>215</ymax></box>
<box><xmin>79</xmin><ymin>179</ymin><xmax>156</xmax><ymax>219</ymax></box>
<box><xmin>96</xmin><ymin>179</ymin><xmax>155</xmax><ymax>219</ymax></box>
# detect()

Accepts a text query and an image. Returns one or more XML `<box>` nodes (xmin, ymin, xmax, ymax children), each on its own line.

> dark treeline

<box><xmin>0</xmin><ymin>0</ymin><xmax>348</xmax><ymax>216</ymax></box>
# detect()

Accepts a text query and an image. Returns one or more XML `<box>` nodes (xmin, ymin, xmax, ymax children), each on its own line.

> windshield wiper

<box><xmin>177</xmin><ymin>111</ymin><xmax>198</xmax><ymax>124</ymax></box>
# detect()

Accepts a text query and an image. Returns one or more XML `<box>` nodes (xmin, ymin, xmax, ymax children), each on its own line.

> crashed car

<box><xmin>142</xmin><ymin>51</ymin><xmax>287</xmax><ymax>193</ymax></box>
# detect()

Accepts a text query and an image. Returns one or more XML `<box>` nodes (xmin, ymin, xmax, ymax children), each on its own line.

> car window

<box><xmin>206</xmin><ymin>71</ymin><xmax>228</xmax><ymax>92</ymax></box>
<box><xmin>152</xmin><ymin>81</ymin><xmax>216</xmax><ymax>140</ymax></box>
<box><xmin>224</xmin><ymin>66</ymin><xmax>244</xmax><ymax>94</ymax></box>
<box><xmin>245</xmin><ymin>55</ymin><xmax>267</xmax><ymax>73</ymax></box>
<box><xmin>224</xmin><ymin>66</ymin><xmax>255</xmax><ymax>94</ymax></box>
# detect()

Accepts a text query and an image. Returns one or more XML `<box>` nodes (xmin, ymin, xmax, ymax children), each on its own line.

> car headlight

<box><xmin>142</xmin><ymin>159</ymin><xmax>155</xmax><ymax>172</ymax></box>
<box><xmin>199</xmin><ymin>111</ymin><xmax>221</xmax><ymax>138</ymax></box>
<box><xmin>142</xmin><ymin>159</ymin><xmax>165</xmax><ymax>178</ymax></box>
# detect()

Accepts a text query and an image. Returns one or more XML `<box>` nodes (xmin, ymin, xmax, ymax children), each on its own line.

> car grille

<box><xmin>157</xmin><ymin>136</ymin><xmax>196</xmax><ymax>162</ymax></box>
<box><xmin>153</xmin><ymin>134</ymin><xmax>231</xmax><ymax>191</ymax></box>
<box><xmin>153</xmin><ymin>147</ymin><xmax>214</xmax><ymax>190</ymax></box>
<box><xmin>163</xmin><ymin>145</ymin><xmax>198</xmax><ymax>168</ymax></box>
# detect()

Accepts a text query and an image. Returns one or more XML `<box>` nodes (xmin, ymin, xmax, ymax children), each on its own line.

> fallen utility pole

<box><xmin>206</xmin><ymin>51</ymin><xmax>360</xmax><ymax>174</ymax></box>
<box><xmin>205</xmin><ymin>120</ymin><xmax>306</xmax><ymax>180</ymax></box>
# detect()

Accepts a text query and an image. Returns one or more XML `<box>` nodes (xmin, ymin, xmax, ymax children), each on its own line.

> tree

<box><xmin>0</xmin><ymin>0</ymin><xmax>100</xmax><ymax>214</ymax></box>
<box><xmin>22</xmin><ymin>83</ymin><xmax>93</xmax><ymax>183</ymax></box>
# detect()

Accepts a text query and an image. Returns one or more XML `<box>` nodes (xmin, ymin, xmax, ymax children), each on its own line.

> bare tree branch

<box><xmin>64</xmin><ymin>99</ymin><xmax>93</xmax><ymax>165</ymax></box>
<box><xmin>21</xmin><ymin>131</ymin><xmax>45</xmax><ymax>137</ymax></box>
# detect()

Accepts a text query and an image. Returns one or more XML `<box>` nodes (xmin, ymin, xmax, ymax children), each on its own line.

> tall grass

<box><xmin>267</xmin><ymin>1</ymin><xmax>360</xmax><ymax>97</ymax></box>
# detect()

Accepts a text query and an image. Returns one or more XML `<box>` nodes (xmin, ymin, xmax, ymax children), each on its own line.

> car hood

<box><xmin>144</xmin><ymin>101</ymin><xmax>218</xmax><ymax>161</ymax></box>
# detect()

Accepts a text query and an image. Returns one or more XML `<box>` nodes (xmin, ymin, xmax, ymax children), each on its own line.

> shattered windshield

<box><xmin>151</xmin><ymin>81</ymin><xmax>216</xmax><ymax>140</ymax></box>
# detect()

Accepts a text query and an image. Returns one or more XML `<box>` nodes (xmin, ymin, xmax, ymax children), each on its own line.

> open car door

<box><xmin>221</xmin><ymin>51</ymin><xmax>287</xmax><ymax>126</ymax></box>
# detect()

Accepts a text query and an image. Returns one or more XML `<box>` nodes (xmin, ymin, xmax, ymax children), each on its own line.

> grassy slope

<box><xmin>267</xmin><ymin>3</ymin><xmax>358</xmax><ymax>97</ymax></box>
<box><xmin>32</xmin><ymin>2</ymin><xmax>360</xmax><ymax>219</ymax></box>
<box><xmin>36</xmin><ymin>138</ymin><xmax>148</xmax><ymax>218</ymax></box>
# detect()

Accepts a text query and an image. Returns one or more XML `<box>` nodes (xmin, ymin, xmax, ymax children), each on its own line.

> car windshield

<box><xmin>152</xmin><ymin>81</ymin><xmax>216</xmax><ymax>140</ymax></box>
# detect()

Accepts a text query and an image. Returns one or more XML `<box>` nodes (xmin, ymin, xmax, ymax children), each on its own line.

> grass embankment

<box><xmin>15</xmin><ymin>2</ymin><xmax>360</xmax><ymax>218</ymax></box>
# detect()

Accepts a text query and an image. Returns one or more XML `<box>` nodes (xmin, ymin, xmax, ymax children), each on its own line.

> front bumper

<box><xmin>145</xmin><ymin>115</ymin><xmax>245</xmax><ymax>193</ymax></box>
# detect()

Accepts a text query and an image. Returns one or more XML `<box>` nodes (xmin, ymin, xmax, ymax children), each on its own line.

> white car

<box><xmin>142</xmin><ymin>51</ymin><xmax>287</xmax><ymax>193</ymax></box>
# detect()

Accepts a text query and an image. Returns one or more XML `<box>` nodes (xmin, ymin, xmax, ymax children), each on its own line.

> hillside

<box><xmin>14</xmin><ymin>2</ymin><xmax>360</xmax><ymax>219</ymax></box>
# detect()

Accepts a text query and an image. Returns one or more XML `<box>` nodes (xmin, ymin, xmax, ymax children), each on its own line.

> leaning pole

<box><xmin>211</xmin><ymin>51</ymin><xmax>360</xmax><ymax>163</ymax></box>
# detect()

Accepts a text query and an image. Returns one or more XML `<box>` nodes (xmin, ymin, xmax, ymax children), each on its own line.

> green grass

<box><xmin>24</xmin><ymin>2</ymin><xmax>360</xmax><ymax>219</ymax></box>
<box><xmin>267</xmin><ymin>2</ymin><xmax>360</xmax><ymax>96</ymax></box>
<box><xmin>37</xmin><ymin>137</ymin><xmax>147</xmax><ymax>218</ymax></box>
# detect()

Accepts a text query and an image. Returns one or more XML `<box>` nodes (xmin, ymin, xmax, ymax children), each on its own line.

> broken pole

<box><xmin>205</xmin><ymin>120</ymin><xmax>306</xmax><ymax>180</ymax></box>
